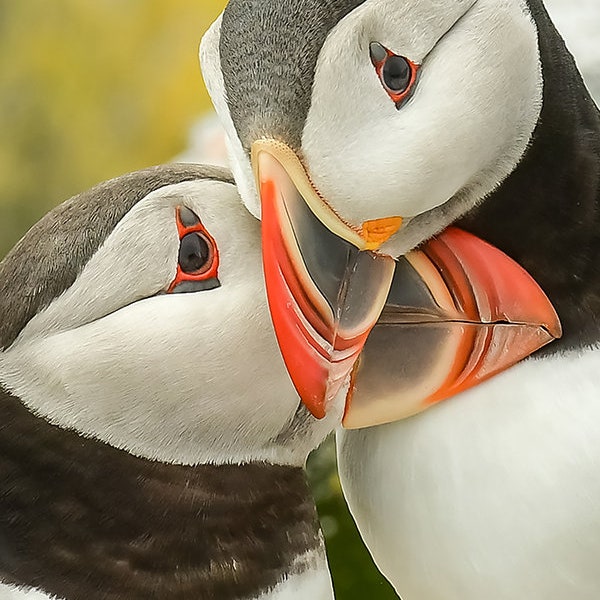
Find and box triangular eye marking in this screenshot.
[167,207,220,294]
[369,42,420,109]
[178,205,202,228]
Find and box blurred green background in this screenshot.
[0,3,396,598]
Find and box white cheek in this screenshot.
[0,280,299,466]
[200,15,261,219]
[15,179,244,347]
[15,190,182,346]
[302,0,542,225]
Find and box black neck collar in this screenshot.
[0,387,322,600]
[459,0,600,354]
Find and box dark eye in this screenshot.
[179,232,212,274]
[370,42,419,108]
[382,55,411,93]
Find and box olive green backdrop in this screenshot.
[0,3,396,598]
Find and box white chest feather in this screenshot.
[254,550,334,600]
[0,585,56,599]
[338,346,600,599]
[1,551,334,600]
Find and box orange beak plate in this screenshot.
[258,149,395,418]
[253,140,561,428]
[343,227,562,428]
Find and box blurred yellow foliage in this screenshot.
[0,0,226,255]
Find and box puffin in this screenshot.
[200,0,600,598]
[0,164,343,600]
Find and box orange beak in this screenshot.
[343,227,562,427]
[253,140,562,427]
[254,140,396,418]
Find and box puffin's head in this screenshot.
[201,0,542,248]
[0,165,340,466]
[200,0,545,414]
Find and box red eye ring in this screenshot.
[167,206,220,293]
[370,42,420,108]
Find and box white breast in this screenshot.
[0,584,55,599]
[338,346,600,600]
[254,549,334,600]
[1,552,335,600]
